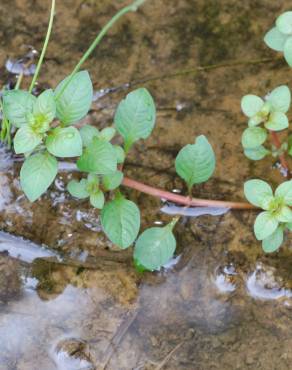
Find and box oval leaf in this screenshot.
[46,127,82,158]
[102,171,124,191]
[266,85,291,113]
[90,191,105,209]
[14,126,42,154]
[3,90,36,127]
[114,88,156,150]
[67,179,89,199]
[54,71,93,125]
[276,11,292,35]
[20,152,58,202]
[244,179,273,209]
[254,211,278,241]
[114,145,125,164]
[264,27,288,51]
[262,227,283,253]
[175,135,215,189]
[80,125,99,147]
[265,112,289,131]
[241,95,264,117]
[99,127,116,142]
[284,37,292,67]
[134,224,176,271]
[77,137,117,175]
[241,127,267,149]
[101,196,140,249]
[33,89,56,126]
[275,205,292,222]
[244,146,270,161]
[275,180,292,205]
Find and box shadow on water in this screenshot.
[0,0,292,369]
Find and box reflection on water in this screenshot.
[1,234,292,369]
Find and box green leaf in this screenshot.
[80,125,99,147]
[20,152,58,202]
[87,173,99,186]
[99,127,116,141]
[77,137,117,175]
[101,196,140,249]
[275,205,292,222]
[54,71,93,125]
[286,222,292,231]
[3,90,36,127]
[266,85,291,113]
[244,146,270,161]
[241,127,267,149]
[33,89,56,127]
[275,180,292,205]
[134,223,176,271]
[276,11,292,35]
[248,115,263,127]
[264,27,289,51]
[114,145,125,163]
[241,95,264,117]
[46,127,82,158]
[102,171,124,191]
[175,135,215,189]
[67,179,89,199]
[244,179,273,208]
[284,37,292,67]
[114,88,156,150]
[262,227,283,253]
[254,211,278,240]
[90,191,105,209]
[14,126,42,154]
[265,112,289,131]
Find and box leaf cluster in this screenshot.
[244,179,292,252]
[264,11,292,66]
[1,71,218,271]
[241,85,291,160]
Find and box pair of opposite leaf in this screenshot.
[3,71,93,156]
[241,85,291,160]
[2,71,93,201]
[244,179,292,252]
[264,11,292,67]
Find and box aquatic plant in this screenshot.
[241,10,292,252]
[0,0,217,271]
[1,2,291,267]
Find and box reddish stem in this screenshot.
[270,131,290,177]
[122,177,256,210]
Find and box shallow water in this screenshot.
[1,0,292,369]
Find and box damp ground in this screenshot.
[0,0,292,369]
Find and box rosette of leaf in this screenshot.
[2,70,93,202]
[241,85,291,160]
[68,174,106,209]
[264,11,292,66]
[3,89,56,154]
[244,179,292,252]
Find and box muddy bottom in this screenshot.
[1,0,292,369]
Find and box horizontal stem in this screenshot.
[122,177,256,210]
